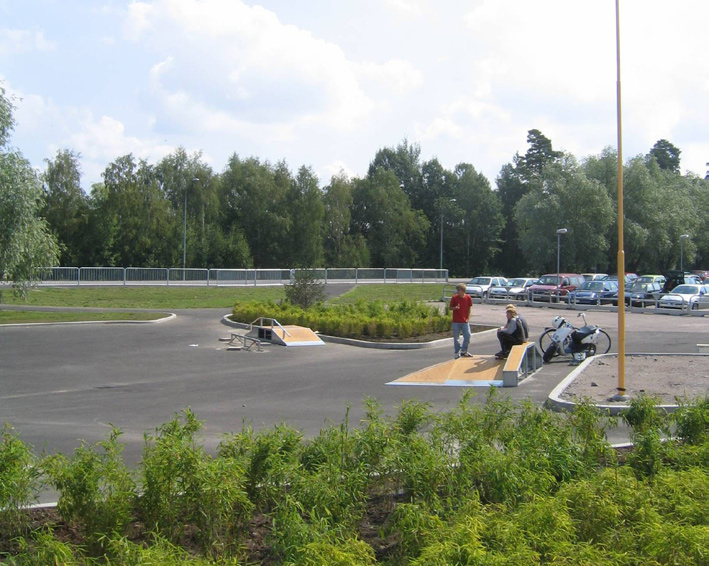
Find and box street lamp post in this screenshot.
[182,177,199,279]
[680,234,690,273]
[556,228,568,302]
[440,198,456,271]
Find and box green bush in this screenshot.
[44,427,135,555]
[0,424,41,539]
[138,409,205,542]
[231,299,449,340]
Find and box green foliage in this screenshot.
[673,395,709,445]
[284,269,326,309]
[0,425,40,538]
[0,149,60,297]
[6,528,83,566]
[44,427,135,554]
[139,409,205,542]
[231,298,449,340]
[3,396,709,565]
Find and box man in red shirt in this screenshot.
[449,283,473,359]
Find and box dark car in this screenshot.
[566,280,619,305]
[618,281,663,307]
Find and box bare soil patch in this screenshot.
[559,354,709,404]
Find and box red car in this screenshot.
[528,273,585,302]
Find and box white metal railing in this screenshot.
[35,267,448,286]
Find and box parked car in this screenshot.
[619,281,664,307]
[636,274,666,285]
[465,276,508,299]
[581,273,608,281]
[528,273,585,302]
[662,271,702,293]
[488,277,537,300]
[566,280,618,305]
[657,284,709,310]
[603,273,638,291]
[692,270,709,282]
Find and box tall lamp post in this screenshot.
[439,198,456,271]
[556,228,568,302]
[182,177,199,277]
[680,234,690,273]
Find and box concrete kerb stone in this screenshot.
[546,352,683,416]
[0,313,176,327]
[220,315,497,350]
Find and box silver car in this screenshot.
[489,277,537,300]
[658,284,709,310]
[465,276,508,299]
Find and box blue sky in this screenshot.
[1,0,707,188]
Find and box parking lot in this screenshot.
[1,300,707,485]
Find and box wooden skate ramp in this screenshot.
[248,324,325,346]
[388,355,504,387]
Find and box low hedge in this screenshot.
[231,299,451,339]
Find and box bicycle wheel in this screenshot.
[595,329,612,354]
[538,329,555,353]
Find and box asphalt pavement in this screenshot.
[1,300,707,482]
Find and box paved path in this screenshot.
[1,302,707,477]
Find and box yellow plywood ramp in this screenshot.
[248,324,325,346]
[388,355,505,387]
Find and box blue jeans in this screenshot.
[452,322,471,354]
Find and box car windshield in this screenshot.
[469,277,490,285]
[579,281,603,291]
[508,278,526,286]
[537,276,561,285]
[630,283,651,292]
[671,285,700,295]
[637,276,658,283]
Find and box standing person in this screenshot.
[495,304,528,359]
[450,283,473,359]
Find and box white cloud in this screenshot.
[125,0,377,133]
[0,28,55,55]
[354,59,424,95]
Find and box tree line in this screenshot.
[2,84,708,283]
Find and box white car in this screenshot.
[465,276,508,299]
[489,277,537,300]
[657,284,709,310]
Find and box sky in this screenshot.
[1,0,708,190]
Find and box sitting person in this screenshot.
[495,304,528,359]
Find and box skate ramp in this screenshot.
[247,323,325,347]
[388,355,504,387]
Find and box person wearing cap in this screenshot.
[495,304,529,359]
[450,283,473,359]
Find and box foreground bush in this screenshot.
[231,299,450,339]
[2,393,708,564]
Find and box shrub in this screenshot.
[284,269,326,309]
[43,427,135,554]
[673,395,709,445]
[138,408,205,542]
[0,424,40,539]
[193,456,254,558]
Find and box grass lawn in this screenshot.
[0,310,167,324]
[0,285,285,309]
[0,283,447,310]
[328,283,445,304]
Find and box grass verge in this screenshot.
[0,285,285,309]
[0,311,167,324]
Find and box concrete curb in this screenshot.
[546,352,708,415]
[0,312,176,327]
[220,315,497,350]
